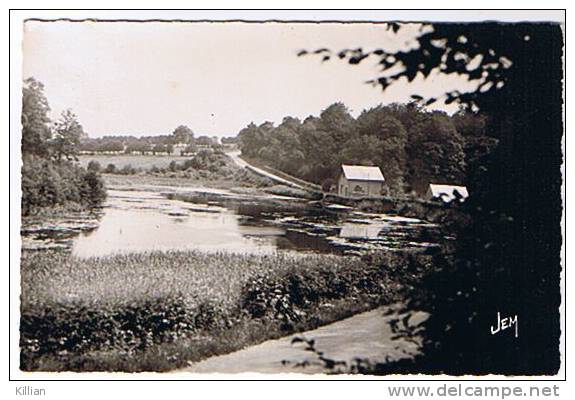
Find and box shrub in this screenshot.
[168,160,179,172]
[20,294,194,368]
[104,163,116,174]
[21,157,106,215]
[86,160,101,173]
[81,171,106,206]
[119,164,138,175]
[181,159,195,170]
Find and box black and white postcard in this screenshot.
[9,9,566,390]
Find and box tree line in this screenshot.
[78,126,222,154]
[237,102,495,195]
[21,78,106,215]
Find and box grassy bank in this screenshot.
[20,250,429,372]
[98,150,275,192]
[102,168,272,192]
[79,151,271,186]
[21,202,103,220]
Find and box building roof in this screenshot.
[341,165,385,182]
[428,184,469,203]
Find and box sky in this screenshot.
[22,21,477,138]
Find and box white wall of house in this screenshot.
[426,184,469,203]
[338,175,384,198]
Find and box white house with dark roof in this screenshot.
[337,165,385,198]
[426,183,469,203]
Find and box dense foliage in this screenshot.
[310,22,563,375]
[22,158,105,214]
[237,103,492,195]
[21,78,106,215]
[20,250,427,371]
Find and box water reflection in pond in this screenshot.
[340,224,383,239]
[21,188,442,257]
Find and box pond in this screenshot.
[21,187,442,257]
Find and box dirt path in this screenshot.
[226,150,307,190]
[178,306,427,375]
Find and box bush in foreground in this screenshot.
[20,250,429,371]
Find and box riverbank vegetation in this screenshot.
[21,78,106,216]
[85,151,276,195]
[101,170,273,194]
[81,149,274,188]
[79,149,232,175]
[20,250,430,371]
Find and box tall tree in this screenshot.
[21,77,52,158]
[318,102,355,146]
[237,122,260,157]
[172,125,194,144]
[51,109,84,162]
[356,106,409,193]
[273,117,305,174]
[298,116,339,183]
[340,135,384,166]
[21,78,106,214]
[406,112,466,193]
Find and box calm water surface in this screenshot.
[22,188,441,257]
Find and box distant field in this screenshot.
[77,154,190,170]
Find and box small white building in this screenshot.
[426,184,469,203]
[337,165,385,198]
[172,143,188,156]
